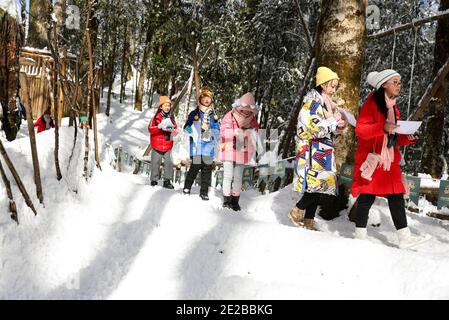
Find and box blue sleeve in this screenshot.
[183,110,195,129]
[184,110,195,129]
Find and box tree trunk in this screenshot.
[420,0,449,179]
[82,0,98,178]
[47,7,63,181]
[119,23,129,103]
[27,0,50,48]
[316,0,366,168]
[55,0,66,127]
[135,27,153,111]
[87,26,101,170]
[0,9,22,141]
[106,35,118,116]
[23,77,44,203]
[315,0,367,220]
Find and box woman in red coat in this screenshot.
[351,69,430,249]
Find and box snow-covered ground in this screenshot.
[2,94,449,300]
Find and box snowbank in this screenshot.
[2,96,449,300]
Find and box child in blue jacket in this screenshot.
[183,87,220,200]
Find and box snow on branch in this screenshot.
[367,8,449,41]
[409,56,449,121]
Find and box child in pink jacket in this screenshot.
[220,92,260,211]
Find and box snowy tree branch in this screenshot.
[367,9,449,41]
[294,0,313,49]
[410,56,449,121]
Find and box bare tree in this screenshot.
[0,8,22,141]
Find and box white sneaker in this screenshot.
[397,227,432,249]
[354,227,367,240]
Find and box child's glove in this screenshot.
[360,153,381,181]
[184,126,192,134]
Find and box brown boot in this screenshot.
[303,218,317,231]
[288,207,305,227]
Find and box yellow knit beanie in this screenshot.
[316,66,339,87]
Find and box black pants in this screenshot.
[355,194,408,230]
[184,156,213,195]
[296,192,321,219]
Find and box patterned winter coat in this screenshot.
[184,108,221,159]
[293,89,340,195]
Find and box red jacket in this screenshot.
[351,93,414,197]
[34,115,55,133]
[148,111,178,153]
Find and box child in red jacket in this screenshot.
[34,109,55,133]
[148,96,178,188]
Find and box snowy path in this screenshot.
[2,164,449,299]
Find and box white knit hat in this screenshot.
[366,69,401,90]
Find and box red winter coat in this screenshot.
[351,93,415,197]
[148,111,178,153]
[34,115,55,133]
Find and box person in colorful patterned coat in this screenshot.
[289,67,347,231]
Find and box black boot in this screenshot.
[163,180,174,189]
[231,195,241,211]
[223,196,232,209]
[183,188,191,195]
[151,181,158,187]
[200,193,209,201]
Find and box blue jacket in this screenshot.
[184,108,220,158]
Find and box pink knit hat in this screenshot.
[239,92,256,107]
[232,92,259,110]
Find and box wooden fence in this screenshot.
[18,47,100,121]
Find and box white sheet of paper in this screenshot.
[337,108,357,127]
[395,121,422,135]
